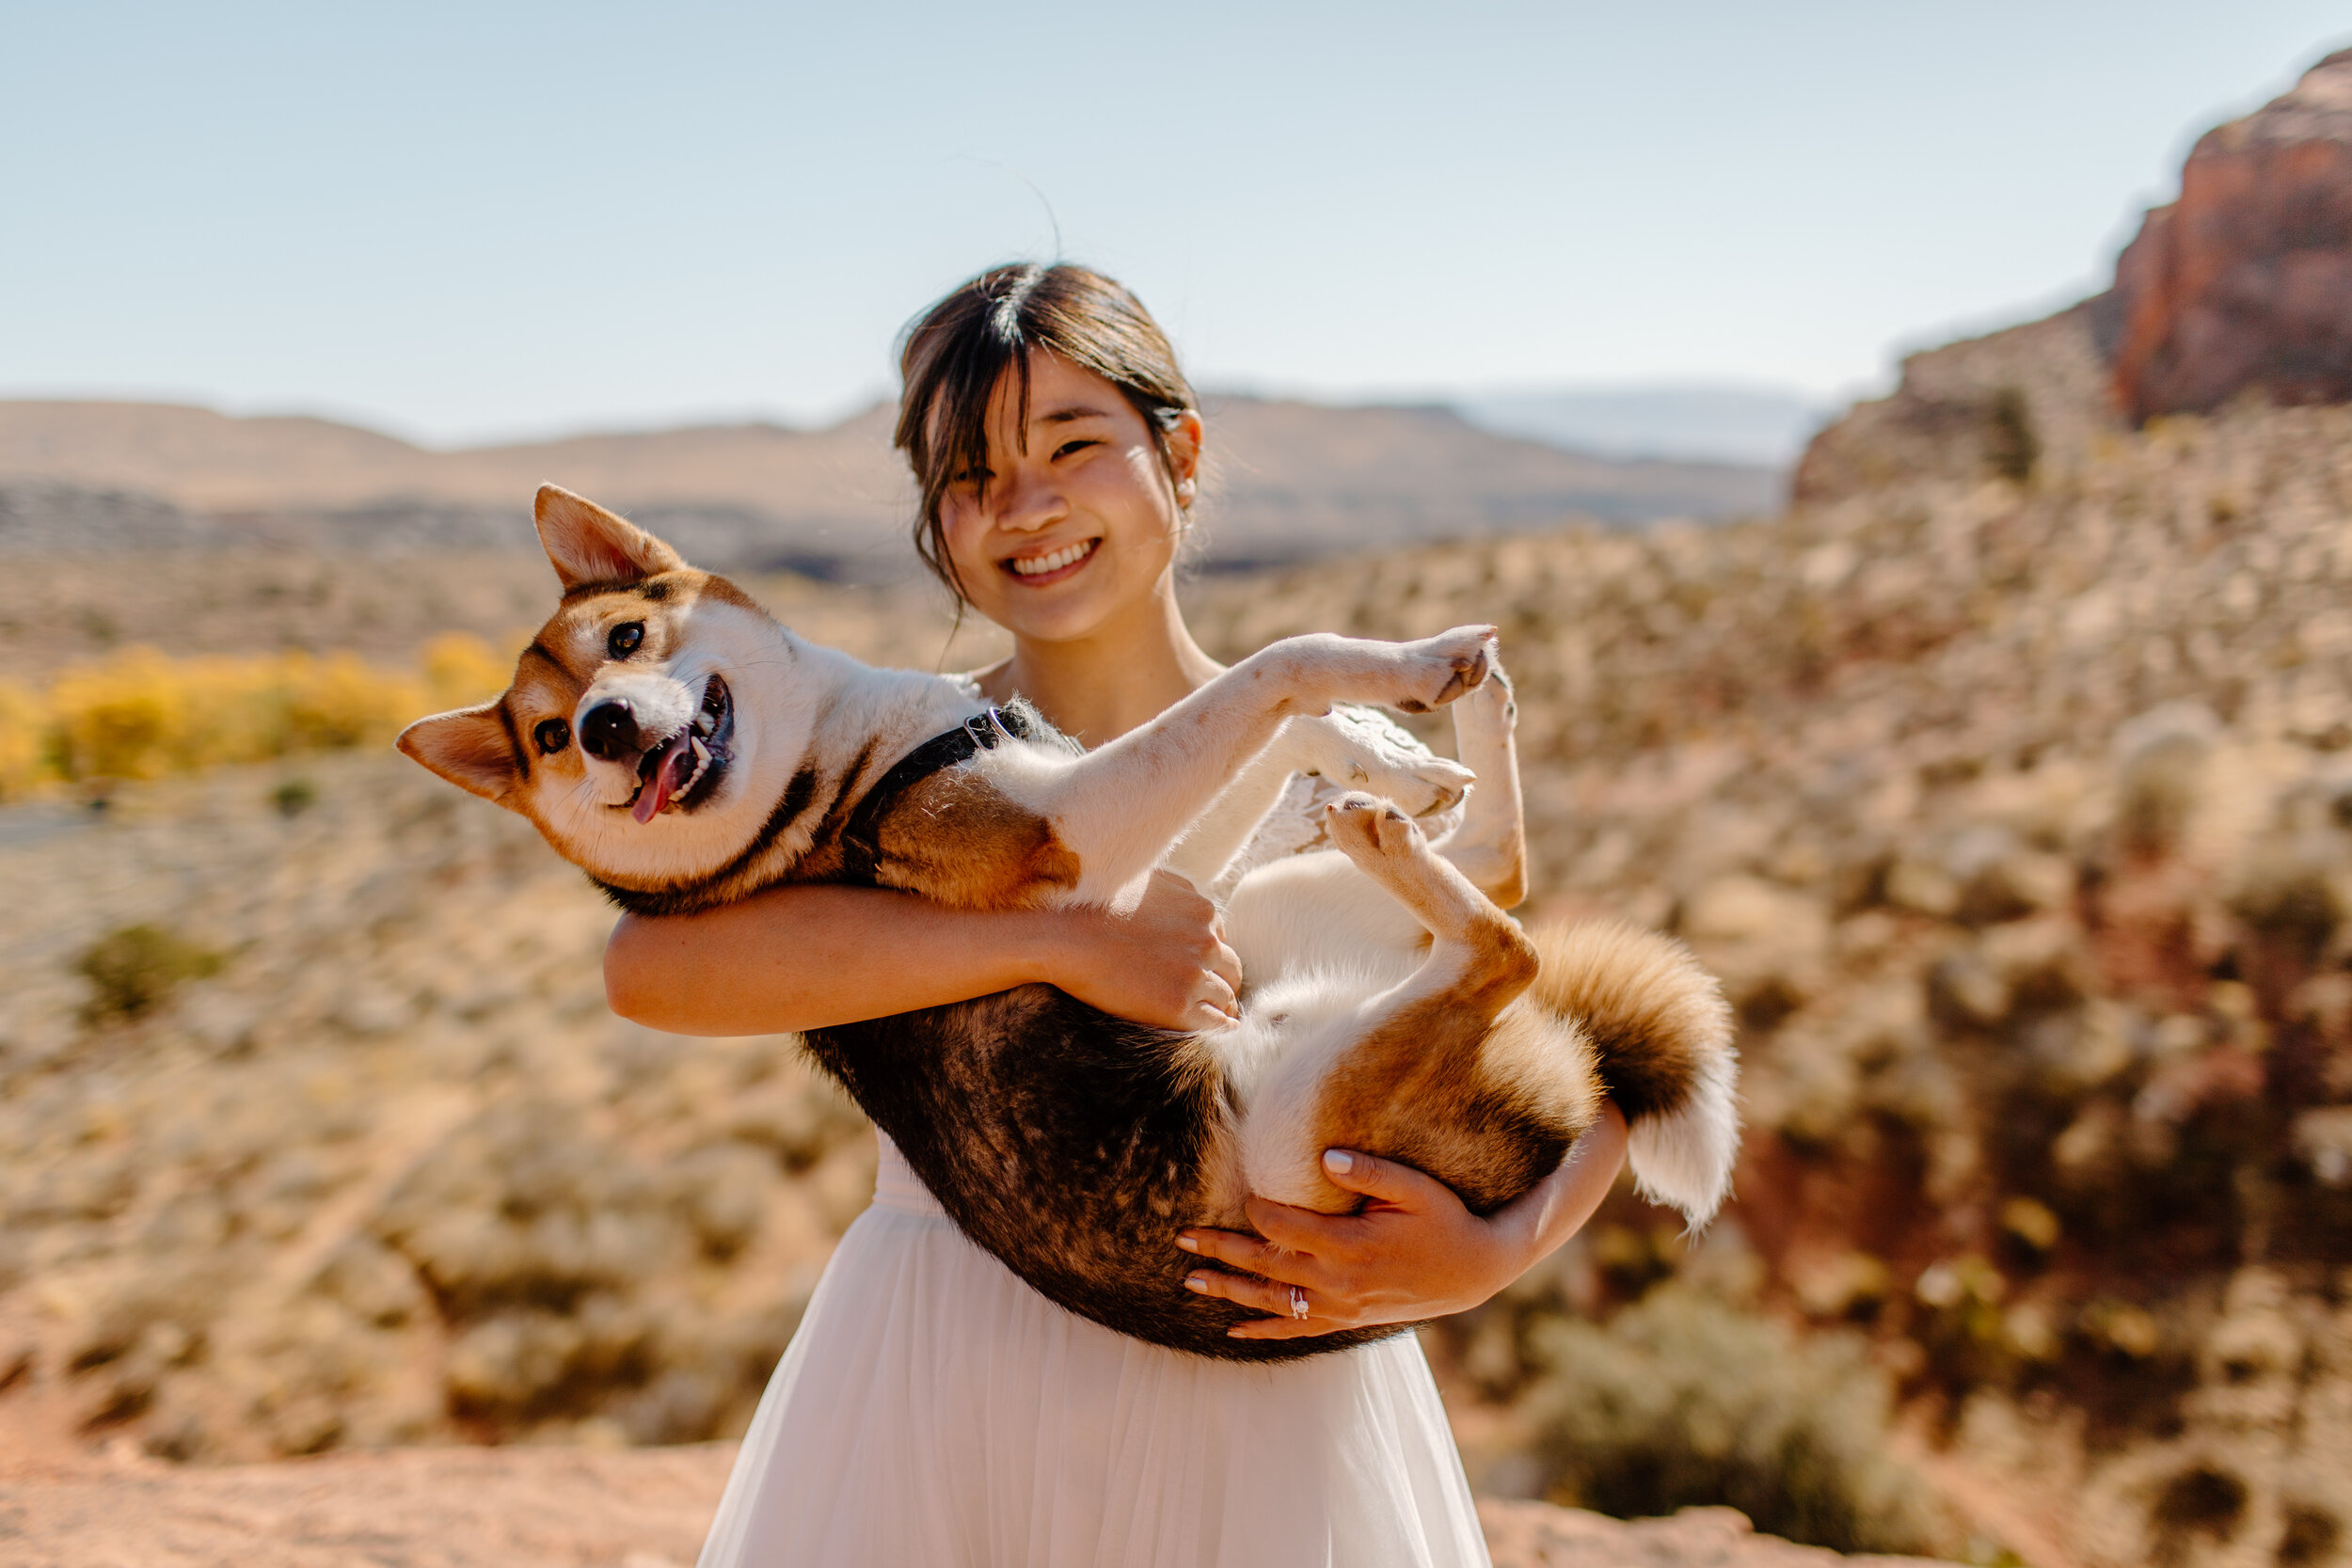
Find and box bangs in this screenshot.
[926,292,1037,510]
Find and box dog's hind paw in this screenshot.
[1451,658,1516,742]
[1324,791,1425,861]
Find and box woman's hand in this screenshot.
[1176,1102,1629,1340]
[1043,869,1244,1033]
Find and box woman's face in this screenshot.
[935,351,1201,646]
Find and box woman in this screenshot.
[604,262,1629,1567]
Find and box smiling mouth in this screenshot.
[1003,538,1100,582]
[624,673,733,823]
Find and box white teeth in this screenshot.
[1009,540,1096,577]
[665,738,712,813]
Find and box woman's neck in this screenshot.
[975,578,1222,746]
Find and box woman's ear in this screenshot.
[1164,408,1204,508]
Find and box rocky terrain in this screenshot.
[0,391,1778,580]
[1200,391,2352,1566]
[0,1445,1934,1568]
[0,551,1004,683]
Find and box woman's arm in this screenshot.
[604,869,1244,1037]
[1175,1101,1630,1340]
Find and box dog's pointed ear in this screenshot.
[398,703,520,805]
[534,483,686,591]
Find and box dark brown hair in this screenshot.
[895,262,1198,602]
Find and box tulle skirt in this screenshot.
[695,1137,1489,1568]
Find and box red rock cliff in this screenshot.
[2110,48,2352,420]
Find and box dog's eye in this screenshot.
[534,718,571,754]
[608,622,644,658]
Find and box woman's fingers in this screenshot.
[1207,932,1243,999]
[1241,1197,1359,1256]
[1181,967,1239,1029]
[1184,1266,1346,1338]
[1177,1225,1319,1286]
[1226,1312,1346,1341]
[1051,870,1249,1030]
[1315,1148,1454,1210]
[1185,997,1237,1031]
[1142,871,1244,1024]
[1184,1265,1296,1316]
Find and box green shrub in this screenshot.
[1985,387,2040,483]
[76,924,224,1023]
[271,777,319,817]
[1520,1286,1947,1555]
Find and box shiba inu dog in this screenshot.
[399,484,1739,1361]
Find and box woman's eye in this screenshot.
[1053,439,1097,461]
[608,622,644,658]
[534,718,571,754]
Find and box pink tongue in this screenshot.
[632,735,695,824]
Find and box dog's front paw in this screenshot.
[1294,713,1473,816]
[1388,627,1495,714]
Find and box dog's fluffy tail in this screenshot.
[1528,919,1740,1227]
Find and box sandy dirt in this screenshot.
[0,1441,1936,1568]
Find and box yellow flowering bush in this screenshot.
[0,682,50,800]
[421,631,516,714]
[1,634,517,799]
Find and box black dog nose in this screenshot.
[580,699,641,761]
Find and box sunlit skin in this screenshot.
[605,348,1629,1339]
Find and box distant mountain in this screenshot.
[0,395,1783,577]
[1452,385,1831,467]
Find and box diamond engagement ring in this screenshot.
[1289,1285,1311,1321]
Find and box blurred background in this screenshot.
[5,6,2352,1566]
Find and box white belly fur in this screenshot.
[1213,851,1432,1210]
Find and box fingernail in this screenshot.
[1323,1149,1355,1175]
[1184,1274,1210,1292]
[1175,1233,1199,1252]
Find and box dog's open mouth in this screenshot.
[628,674,733,823]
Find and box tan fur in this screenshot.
[868,768,1083,910]
[1524,920,1732,1120]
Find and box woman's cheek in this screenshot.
[940,504,995,593]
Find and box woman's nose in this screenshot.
[994,467,1067,532]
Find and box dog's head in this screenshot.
[399,485,805,892]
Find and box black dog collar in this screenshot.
[837,705,1039,887]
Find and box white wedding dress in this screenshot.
[695,716,1490,1568]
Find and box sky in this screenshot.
[3,2,2345,447]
